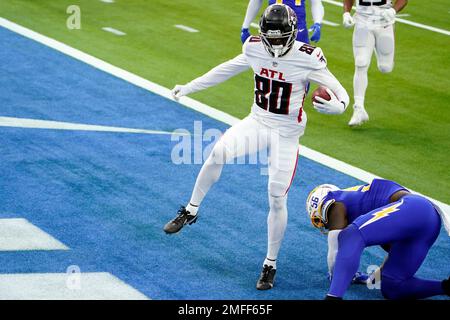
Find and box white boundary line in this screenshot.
[322,20,339,27]
[0,17,448,214]
[322,0,450,36]
[174,24,199,33]
[102,27,126,36]
[0,116,188,135]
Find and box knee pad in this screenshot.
[355,56,370,68]
[378,62,394,73]
[268,194,287,212]
[268,181,288,198]
[377,34,394,55]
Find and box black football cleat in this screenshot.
[256,265,276,290]
[163,206,198,234]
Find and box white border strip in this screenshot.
[174,24,199,33]
[102,27,126,36]
[0,17,448,214]
[322,20,339,27]
[0,116,188,136]
[322,0,450,36]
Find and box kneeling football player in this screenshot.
[306,178,450,299]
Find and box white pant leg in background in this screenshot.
[374,24,395,73]
[353,22,376,106]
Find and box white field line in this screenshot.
[100,0,115,3]
[322,0,450,36]
[0,17,448,215]
[0,272,148,300]
[102,27,126,36]
[0,218,69,251]
[322,20,339,27]
[174,24,199,33]
[0,117,189,136]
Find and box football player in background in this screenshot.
[164,4,349,290]
[306,179,450,299]
[241,0,325,44]
[343,0,408,126]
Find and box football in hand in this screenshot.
[312,86,331,103]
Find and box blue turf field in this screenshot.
[0,26,448,300]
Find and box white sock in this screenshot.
[354,96,365,108]
[353,65,368,107]
[265,195,287,270]
[185,202,199,216]
[264,257,277,269]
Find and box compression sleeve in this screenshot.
[242,0,264,29]
[327,230,341,276]
[310,0,325,24]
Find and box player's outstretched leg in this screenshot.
[164,116,262,235]
[163,142,226,234]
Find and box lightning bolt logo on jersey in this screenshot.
[243,37,327,136]
[359,199,403,229]
[322,178,408,224]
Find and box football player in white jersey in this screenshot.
[343,0,408,126]
[163,4,349,290]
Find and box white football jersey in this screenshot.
[354,0,394,27]
[184,36,348,137]
[243,36,326,136]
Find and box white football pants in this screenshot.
[188,115,301,263]
[353,23,395,106]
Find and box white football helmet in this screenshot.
[306,184,339,233]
